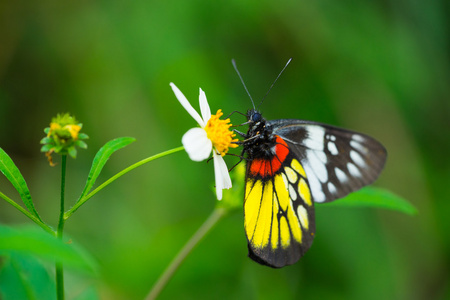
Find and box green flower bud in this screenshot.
[40,113,89,165]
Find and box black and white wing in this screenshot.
[270,119,387,203]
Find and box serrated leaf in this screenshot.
[0,148,41,220]
[322,186,417,215]
[0,225,97,273]
[77,137,136,201]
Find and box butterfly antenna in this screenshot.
[232,59,255,109]
[256,58,292,110]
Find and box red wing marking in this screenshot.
[249,136,289,178]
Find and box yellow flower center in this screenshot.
[48,123,81,140]
[64,124,81,140]
[204,109,238,156]
[49,123,61,135]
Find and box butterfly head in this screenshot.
[243,109,278,160]
[247,108,265,124]
[246,109,268,136]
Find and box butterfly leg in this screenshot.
[233,129,248,138]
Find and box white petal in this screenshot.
[213,152,232,200]
[182,128,212,161]
[170,83,205,127]
[199,88,211,125]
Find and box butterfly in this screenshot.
[233,60,387,268]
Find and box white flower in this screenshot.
[170,83,238,200]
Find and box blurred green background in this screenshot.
[1,0,449,299]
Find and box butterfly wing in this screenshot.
[270,119,387,203]
[244,141,316,268]
[243,119,386,267]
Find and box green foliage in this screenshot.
[0,225,97,272]
[323,187,418,215]
[0,225,98,299]
[0,253,56,300]
[78,137,136,201]
[0,148,40,221]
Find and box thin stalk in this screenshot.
[64,146,184,219]
[145,207,227,300]
[56,155,67,300]
[0,191,55,236]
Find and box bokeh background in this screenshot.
[1,0,449,299]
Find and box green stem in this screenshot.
[0,191,55,236]
[145,207,227,300]
[64,146,184,219]
[56,155,67,300]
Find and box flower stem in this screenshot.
[145,207,227,300]
[64,146,184,219]
[56,155,67,300]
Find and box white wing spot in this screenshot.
[350,150,366,167]
[328,141,339,155]
[352,134,365,142]
[304,126,325,150]
[307,150,328,183]
[327,182,337,194]
[335,167,348,183]
[303,161,326,202]
[315,151,328,164]
[347,162,361,177]
[350,140,367,153]
[289,184,297,201]
[297,205,309,230]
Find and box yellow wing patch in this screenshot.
[244,157,313,252]
[274,174,289,211]
[291,158,306,178]
[244,180,262,235]
[279,216,290,248]
[270,196,279,249]
[299,178,312,206]
[252,180,273,248]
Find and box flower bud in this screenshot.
[40,113,88,165]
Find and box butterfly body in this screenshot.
[242,109,387,268]
[242,109,277,163]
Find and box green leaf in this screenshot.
[322,186,418,215]
[78,133,89,140]
[68,147,77,159]
[40,144,53,152]
[40,137,52,144]
[76,140,88,149]
[0,252,56,300]
[0,148,41,220]
[0,225,97,272]
[77,137,136,201]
